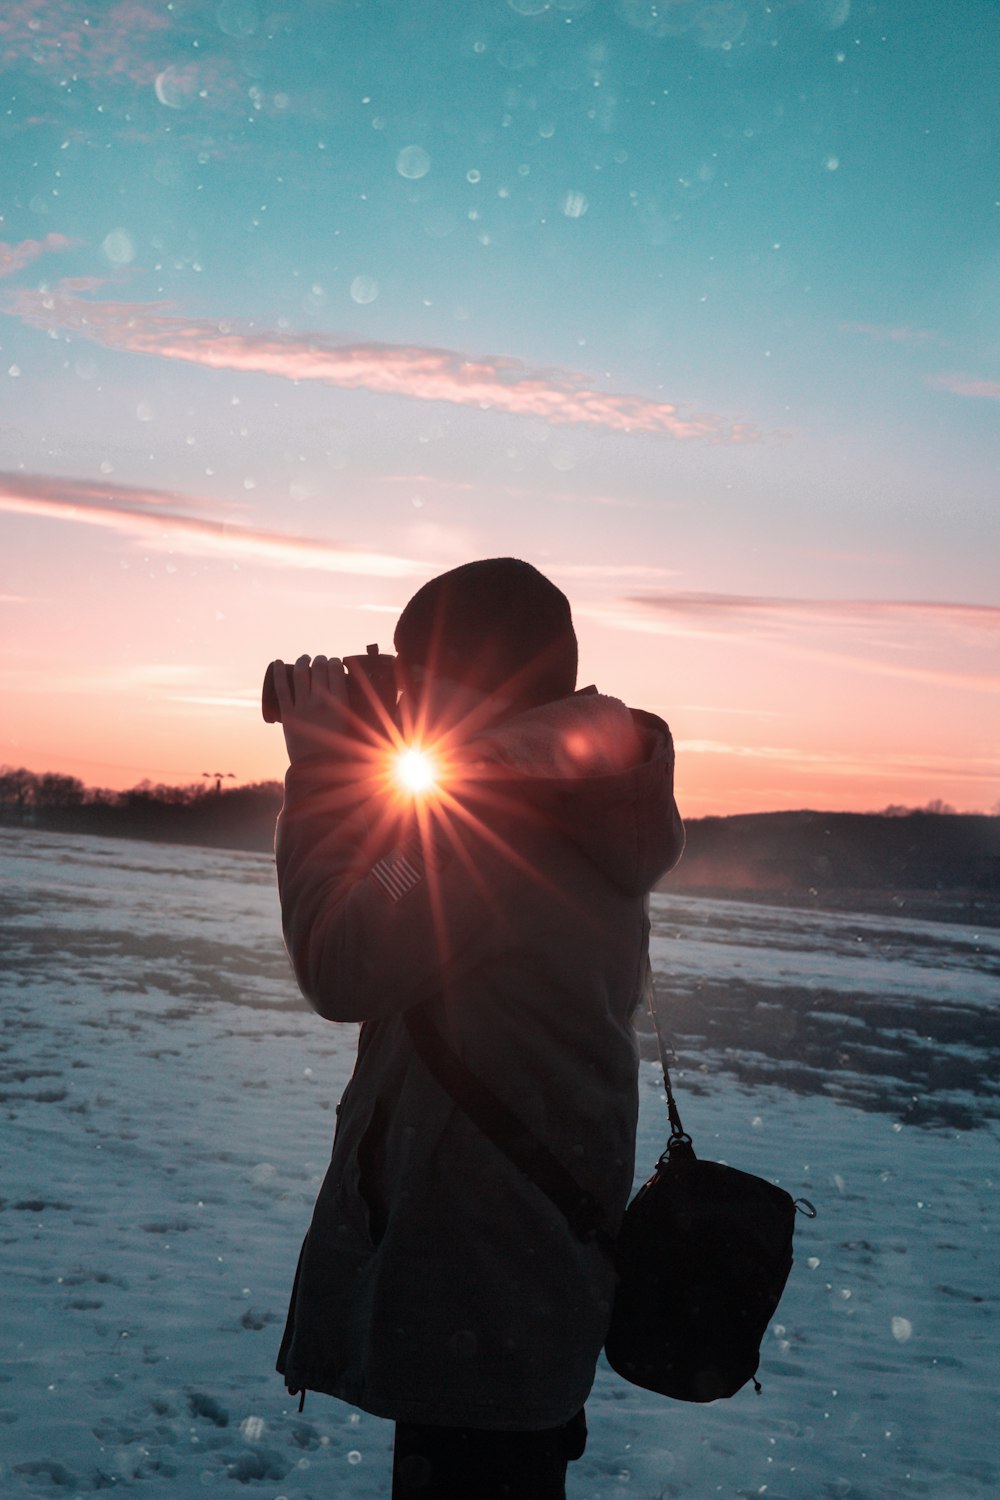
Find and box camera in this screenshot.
[262,644,398,732]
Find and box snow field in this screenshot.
[1,829,997,1498]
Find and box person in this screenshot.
[271,558,684,1499]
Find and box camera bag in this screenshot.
[603,1132,799,1400]
[405,975,814,1404]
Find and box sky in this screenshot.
[1,0,997,817]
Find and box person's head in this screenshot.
[393,558,578,717]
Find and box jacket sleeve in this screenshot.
[275,757,507,1022]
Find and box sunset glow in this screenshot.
[1,1,997,815]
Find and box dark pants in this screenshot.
[391,1409,587,1500]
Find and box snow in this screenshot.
[1,828,997,1498]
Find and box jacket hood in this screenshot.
[466,691,684,896]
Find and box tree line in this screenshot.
[0,767,283,852]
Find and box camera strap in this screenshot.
[403,1002,614,1250]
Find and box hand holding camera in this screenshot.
[266,655,346,764]
[262,644,398,763]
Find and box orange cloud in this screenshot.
[6,284,759,442]
[0,470,425,579]
[0,233,75,278]
[927,372,1000,405]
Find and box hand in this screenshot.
[272,655,349,765]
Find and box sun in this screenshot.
[394,746,437,795]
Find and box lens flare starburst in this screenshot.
[394,746,437,795]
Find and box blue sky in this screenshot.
[1,0,997,812]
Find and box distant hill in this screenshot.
[662,810,1000,917]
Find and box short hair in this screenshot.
[393,558,578,709]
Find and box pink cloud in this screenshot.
[0,470,197,513]
[6,285,759,443]
[0,2,167,83]
[0,2,239,108]
[927,372,1000,405]
[0,470,425,579]
[0,233,75,279]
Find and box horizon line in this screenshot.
[1,762,992,821]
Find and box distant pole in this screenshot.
[202,771,236,795]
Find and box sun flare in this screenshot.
[394,746,437,795]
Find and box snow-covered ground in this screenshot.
[1,828,997,1499]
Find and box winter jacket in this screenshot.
[274,690,683,1429]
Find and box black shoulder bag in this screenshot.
[404,982,815,1404]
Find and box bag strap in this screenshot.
[642,958,693,1156]
[645,963,816,1217]
[403,1002,614,1248]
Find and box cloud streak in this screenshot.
[0,470,425,579]
[0,234,76,279]
[625,592,1000,631]
[6,285,758,442]
[927,372,1000,406]
[840,322,934,346]
[676,738,998,789]
[600,591,1000,694]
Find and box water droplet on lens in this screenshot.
[396,145,431,180]
[155,64,198,109]
[102,228,135,265]
[350,275,379,304]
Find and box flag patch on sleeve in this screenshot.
[371,846,425,904]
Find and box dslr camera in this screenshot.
[262,644,398,733]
